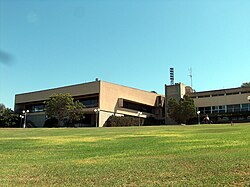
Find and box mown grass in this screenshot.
[0,124,250,186]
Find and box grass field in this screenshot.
[0,124,250,186]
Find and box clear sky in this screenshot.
[0,0,250,109]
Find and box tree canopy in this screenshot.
[0,106,19,127]
[167,95,196,124]
[241,82,250,87]
[44,93,85,127]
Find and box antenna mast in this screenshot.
[170,68,174,85]
[188,68,193,88]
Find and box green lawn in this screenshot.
[0,124,250,186]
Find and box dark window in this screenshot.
[198,107,205,114]
[26,104,45,113]
[79,97,98,108]
[123,100,154,114]
[190,96,197,99]
[241,103,250,111]
[198,95,210,98]
[227,105,234,113]
[227,104,241,113]
[212,94,225,97]
[234,104,240,112]
[226,92,239,96]
[241,91,250,94]
[204,107,211,113]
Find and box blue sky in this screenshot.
[0,0,250,109]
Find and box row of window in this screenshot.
[78,97,98,108]
[26,97,99,113]
[197,103,250,114]
[123,100,154,114]
[191,91,250,98]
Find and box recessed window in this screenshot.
[226,92,239,96]
[123,100,154,114]
[198,95,210,98]
[79,97,98,108]
[212,94,225,97]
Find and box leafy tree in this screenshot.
[0,107,19,127]
[167,95,196,124]
[44,93,85,127]
[241,82,250,87]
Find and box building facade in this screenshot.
[165,83,250,124]
[15,80,250,127]
[189,86,250,123]
[15,80,164,127]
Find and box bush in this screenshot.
[143,117,165,126]
[104,116,140,127]
[43,118,59,128]
[0,108,19,128]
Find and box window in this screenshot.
[219,105,226,113]
[241,91,250,94]
[211,105,226,113]
[26,104,45,113]
[212,106,219,113]
[226,92,239,96]
[227,105,234,113]
[190,96,197,99]
[198,95,210,98]
[79,97,98,108]
[212,94,225,97]
[197,107,211,114]
[227,104,241,113]
[241,103,250,111]
[204,107,211,113]
[197,107,205,114]
[234,104,240,112]
[123,100,154,114]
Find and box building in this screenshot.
[15,80,165,127]
[165,83,250,124]
[15,80,250,127]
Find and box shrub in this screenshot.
[104,116,140,127]
[143,117,165,126]
[43,118,59,128]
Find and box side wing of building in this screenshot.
[98,81,164,127]
[15,80,165,127]
[189,87,250,123]
[15,81,100,127]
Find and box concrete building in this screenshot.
[15,80,250,127]
[15,80,165,127]
[165,83,250,123]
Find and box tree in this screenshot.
[241,82,250,87]
[44,93,85,127]
[167,95,196,124]
[0,107,19,127]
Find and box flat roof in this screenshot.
[190,86,250,96]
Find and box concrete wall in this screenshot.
[165,83,186,124]
[190,87,250,107]
[193,93,250,107]
[15,81,100,127]
[98,81,160,127]
[27,112,46,127]
[165,83,186,101]
[15,80,162,127]
[15,81,100,104]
